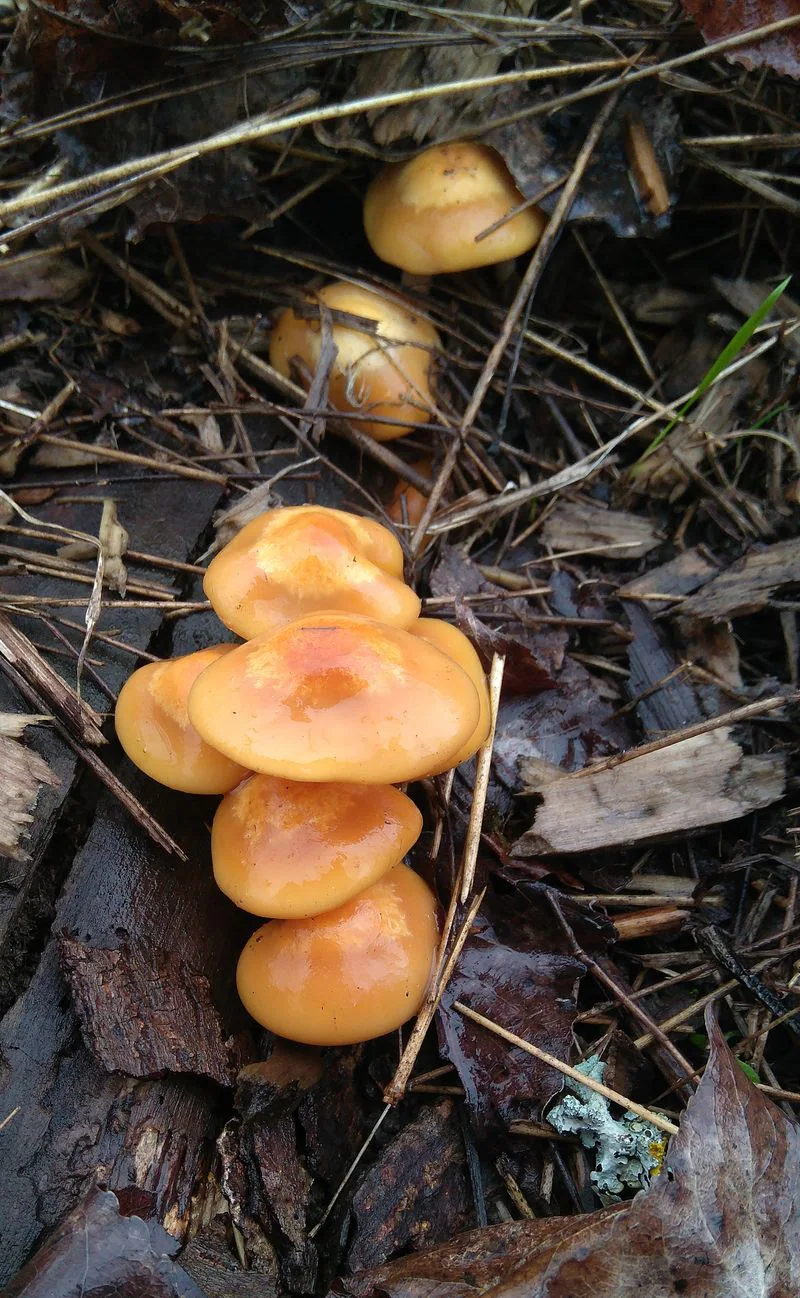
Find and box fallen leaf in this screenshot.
[456,606,556,696]
[0,250,89,302]
[3,1186,205,1298]
[681,0,800,78]
[335,1008,800,1298]
[437,893,613,1137]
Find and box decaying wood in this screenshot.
[0,612,105,746]
[618,547,719,610]
[680,537,800,619]
[540,499,662,560]
[0,724,59,859]
[514,728,785,855]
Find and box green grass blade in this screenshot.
[636,275,792,463]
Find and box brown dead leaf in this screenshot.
[3,1187,205,1298]
[336,1008,800,1298]
[540,500,662,561]
[681,0,800,78]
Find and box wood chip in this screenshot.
[540,499,662,560]
[513,728,785,855]
[680,538,800,619]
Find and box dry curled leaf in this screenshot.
[681,0,800,78]
[337,1008,800,1298]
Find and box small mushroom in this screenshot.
[364,141,547,275]
[187,611,481,784]
[269,281,440,441]
[204,504,420,640]
[410,618,491,768]
[212,774,422,918]
[115,647,248,794]
[236,863,439,1045]
[387,458,433,528]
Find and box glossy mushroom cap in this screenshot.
[204,504,419,640]
[236,864,439,1045]
[114,647,248,794]
[212,775,422,917]
[188,611,480,784]
[364,141,547,275]
[269,281,440,441]
[410,619,491,768]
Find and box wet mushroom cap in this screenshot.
[364,141,547,275]
[410,618,491,768]
[236,863,439,1045]
[204,504,420,640]
[187,611,481,784]
[114,646,248,794]
[269,281,440,441]
[387,459,432,528]
[212,774,422,918]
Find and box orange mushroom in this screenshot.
[115,646,248,794]
[410,618,491,768]
[212,775,422,918]
[269,281,440,441]
[236,863,439,1045]
[364,141,547,275]
[187,611,480,784]
[387,458,432,528]
[204,504,420,640]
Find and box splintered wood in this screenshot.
[0,722,59,859]
[514,727,785,856]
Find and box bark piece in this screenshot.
[59,937,249,1086]
[514,727,785,856]
[680,537,800,619]
[346,1101,471,1273]
[540,500,662,560]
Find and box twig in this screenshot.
[563,693,794,780]
[460,654,505,903]
[454,1002,678,1136]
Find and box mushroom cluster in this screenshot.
[269,141,545,445]
[115,504,490,1047]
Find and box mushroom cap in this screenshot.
[410,619,491,768]
[387,459,432,528]
[364,141,547,275]
[236,863,438,1045]
[269,281,440,441]
[115,647,248,794]
[188,611,480,784]
[204,504,420,640]
[212,775,422,918]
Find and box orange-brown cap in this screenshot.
[387,459,432,529]
[212,775,422,917]
[236,863,438,1045]
[188,611,480,784]
[204,504,419,640]
[410,619,491,768]
[115,647,248,794]
[269,281,440,441]
[364,141,547,275]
